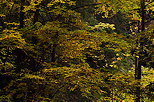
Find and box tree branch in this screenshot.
[72,3,102,10]
[145,1,154,7]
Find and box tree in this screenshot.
[0,0,154,101]
[95,0,154,101]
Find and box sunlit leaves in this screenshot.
[0,29,26,48]
[59,30,101,59]
[47,0,76,7]
[43,65,109,101]
[24,74,44,80]
[0,0,154,101]
[96,0,140,18]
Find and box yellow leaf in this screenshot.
[117,57,122,60]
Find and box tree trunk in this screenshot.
[135,57,142,102]
[141,0,145,31]
[19,0,25,28]
[33,5,40,24]
[51,44,57,62]
[51,33,58,62]
[135,0,145,102]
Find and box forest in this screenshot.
[0,0,154,102]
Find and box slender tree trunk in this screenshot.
[141,0,145,31]
[51,44,57,62]
[0,17,4,31]
[19,0,25,28]
[135,0,145,102]
[33,5,40,24]
[135,56,142,102]
[51,33,58,62]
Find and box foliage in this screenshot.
[0,0,154,102]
